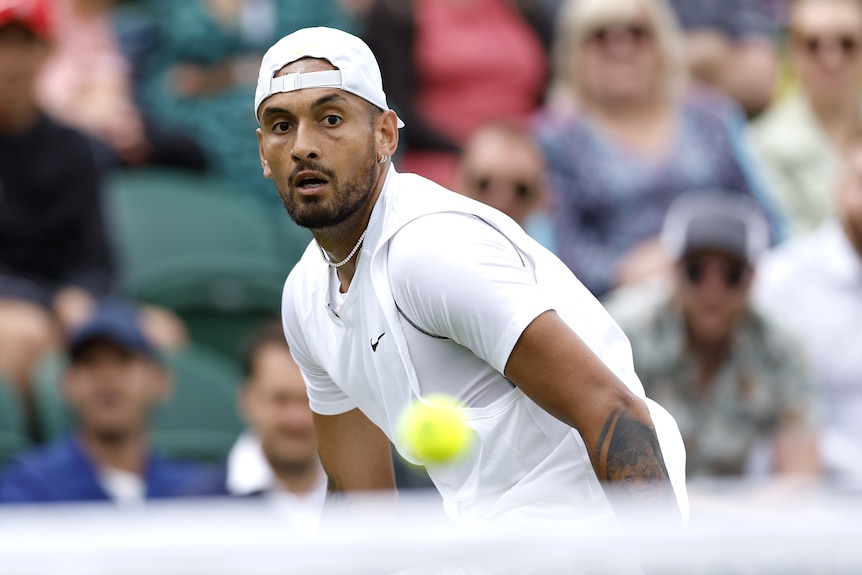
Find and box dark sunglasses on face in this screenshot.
[682,257,749,289]
[587,23,653,45]
[470,176,536,200]
[795,33,860,58]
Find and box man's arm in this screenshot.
[504,310,681,520]
[313,408,396,496]
[773,425,821,477]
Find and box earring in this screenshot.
[378,154,388,164]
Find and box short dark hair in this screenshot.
[239,319,289,383]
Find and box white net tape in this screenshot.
[2,479,862,574]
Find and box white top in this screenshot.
[282,166,688,530]
[98,467,145,505]
[754,220,862,481]
[327,213,523,407]
[226,430,277,496]
[226,431,327,530]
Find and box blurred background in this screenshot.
[2,1,862,571]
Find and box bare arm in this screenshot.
[313,408,396,497]
[504,310,681,521]
[773,429,821,477]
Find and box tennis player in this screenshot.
[255,27,688,540]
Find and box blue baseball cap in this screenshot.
[68,298,160,362]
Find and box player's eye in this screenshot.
[272,121,292,134]
[322,115,343,127]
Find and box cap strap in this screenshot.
[266,70,343,96]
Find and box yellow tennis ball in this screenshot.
[398,394,474,464]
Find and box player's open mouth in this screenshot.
[293,171,329,193]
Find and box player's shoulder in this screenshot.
[394,210,490,241]
[389,210,519,270]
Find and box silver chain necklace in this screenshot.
[317,228,367,268]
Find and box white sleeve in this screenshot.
[387,212,553,374]
[281,280,356,416]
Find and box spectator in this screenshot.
[542,0,783,117]
[606,193,820,479]
[227,321,435,506]
[750,0,862,238]
[667,0,781,119]
[0,299,222,504]
[453,120,554,250]
[534,0,780,298]
[35,0,206,171]
[0,0,188,408]
[753,141,862,483]
[226,322,327,528]
[0,0,114,397]
[364,0,550,188]
[135,0,358,206]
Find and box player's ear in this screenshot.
[257,128,272,179]
[375,110,399,162]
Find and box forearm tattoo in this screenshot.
[595,408,676,509]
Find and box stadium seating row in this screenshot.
[1,167,312,466]
[109,167,311,359]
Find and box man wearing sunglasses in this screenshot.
[606,192,821,479]
[752,0,862,238]
[453,121,555,252]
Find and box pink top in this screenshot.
[404,0,547,186]
[36,0,135,135]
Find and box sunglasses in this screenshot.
[795,32,860,58]
[470,176,536,200]
[682,257,749,289]
[586,23,653,46]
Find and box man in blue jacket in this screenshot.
[0,299,221,504]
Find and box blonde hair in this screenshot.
[547,0,687,110]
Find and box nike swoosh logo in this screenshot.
[370,332,386,352]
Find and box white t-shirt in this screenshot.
[282,166,688,527]
[754,220,862,480]
[98,467,145,505]
[226,431,327,530]
[389,211,548,407]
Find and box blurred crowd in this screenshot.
[1,0,862,519]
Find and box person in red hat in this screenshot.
[0,0,115,416]
[0,0,189,429]
[0,0,52,40]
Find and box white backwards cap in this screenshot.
[254,26,404,128]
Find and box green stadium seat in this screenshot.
[107,168,307,358]
[154,344,244,462]
[30,344,244,462]
[31,353,69,442]
[0,375,31,466]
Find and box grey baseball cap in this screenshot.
[661,192,769,265]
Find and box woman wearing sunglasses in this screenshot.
[534,0,780,299]
[751,0,862,238]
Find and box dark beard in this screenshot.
[278,146,378,230]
